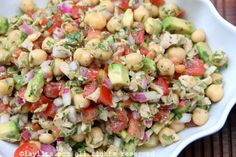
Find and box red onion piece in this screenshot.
[144,119,153,128]
[0,66,6,73]
[103,77,111,89]
[62,88,71,106]
[23,70,35,83]
[21,130,31,141]
[58,3,72,13]
[19,23,35,35]
[40,144,56,157]
[80,67,88,77]
[18,88,26,99]
[140,78,148,89]
[132,111,141,120]
[130,92,147,102]
[16,97,25,106]
[53,27,65,39]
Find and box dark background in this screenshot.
[179,0,236,156]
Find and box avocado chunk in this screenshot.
[162,17,195,34]
[142,57,156,74]
[24,70,45,102]
[194,42,213,63]
[0,16,9,35]
[152,113,175,134]
[0,121,20,142]
[108,64,130,89]
[121,140,138,157]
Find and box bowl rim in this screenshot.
[170,1,236,156]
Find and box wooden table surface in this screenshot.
[179,0,236,156]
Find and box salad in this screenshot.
[0,0,228,156]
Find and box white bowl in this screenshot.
[1,0,236,157]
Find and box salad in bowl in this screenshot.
[0,0,228,156]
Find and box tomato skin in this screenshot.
[0,102,9,112]
[87,66,100,82]
[132,30,145,45]
[185,58,205,76]
[119,0,130,9]
[109,109,129,133]
[14,142,40,157]
[140,47,149,56]
[43,82,64,98]
[41,13,62,34]
[98,85,112,105]
[154,77,169,96]
[150,0,164,6]
[31,95,58,118]
[83,81,98,98]
[81,106,97,123]
[153,108,170,123]
[71,6,79,19]
[128,118,145,139]
[176,9,185,17]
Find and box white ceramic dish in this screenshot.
[1,0,236,157]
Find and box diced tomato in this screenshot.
[179,100,186,108]
[32,123,41,131]
[81,106,97,123]
[52,125,60,138]
[83,81,98,97]
[132,30,145,45]
[40,18,48,26]
[109,109,129,133]
[21,103,31,113]
[31,95,58,118]
[64,23,78,33]
[87,66,100,81]
[43,102,58,118]
[153,108,170,123]
[87,29,101,40]
[124,46,131,55]
[14,142,40,157]
[104,65,109,74]
[119,99,135,107]
[71,6,79,19]
[154,77,169,96]
[0,103,9,112]
[33,36,45,49]
[140,47,149,56]
[98,84,112,105]
[147,52,155,60]
[128,118,145,139]
[150,0,164,6]
[176,9,185,17]
[185,58,205,76]
[43,82,64,98]
[119,0,130,9]
[41,13,62,34]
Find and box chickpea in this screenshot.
[0,78,14,96]
[76,153,91,157]
[20,0,37,13]
[39,133,55,144]
[0,48,10,65]
[53,58,64,76]
[84,12,106,30]
[84,0,99,5]
[144,134,159,147]
[175,64,186,74]
[159,3,180,19]
[158,127,179,146]
[100,0,114,12]
[39,120,53,130]
[134,5,150,22]
[107,16,123,33]
[206,84,224,102]
[42,37,55,53]
[192,108,209,126]
[144,18,162,35]
[125,53,144,71]
[151,5,159,17]
[85,39,100,49]
[211,73,223,84]
[71,134,86,142]
[157,58,175,76]
[91,43,113,61]
[86,127,104,148]
[148,42,163,54]
[73,94,91,109]
[170,120,185,132]
[106,145,122,157]
[167,47,186,63]
[191,29,206,42]
[74,48,94,67]
[29,49,47,66]
[122,9,134,27]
